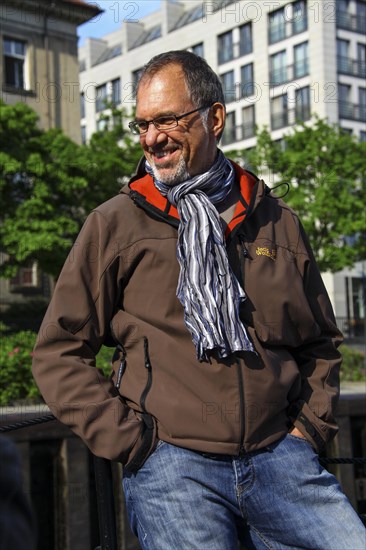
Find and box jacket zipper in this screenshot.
[236,357,246,456]
[130,190,179,228]
[140,337,153,411]
[109,323,127,390]
[115,345,126,390]
[238,234,250,289]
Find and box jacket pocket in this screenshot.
[124,411,157,473]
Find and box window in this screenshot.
[359,87,366,122]
[111,78,121,106]
[351,276,365,321]
[271,94,288,130]
[356,0,366,28]
[132,68,144,99]
[218,31,233,64]
[242,105,255,139]
[337,38,349,59]
[239,23,252,56]
[337,39,351,74]
[222,111,236,145]
[294,42,309,78]
[295,86,310,121]
[192,43,204,58]
[240,63,254,98]
[337,0,365,33]
[269,7,286,43]
[360,130,366,142]
[97,118,108,132]
[338,83,353,118]
[357,43,366,78]
[338,83,352,119]
[80,93,85,118]
[292,0,307,34]
[3,37,26,89]
[9,263,38,289]
[81,125,86,145]
[221,71,236,103]
[270,50,287,85]
[95,83,108,112]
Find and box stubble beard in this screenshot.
[149,154,191,186]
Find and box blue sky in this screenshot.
[78,1,161,45]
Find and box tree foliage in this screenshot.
[231,117,366,272]
[0,100,141,277]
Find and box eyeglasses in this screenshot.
[128,105,212,135]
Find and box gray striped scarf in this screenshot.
[146,151,254,361]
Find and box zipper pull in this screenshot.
[115,347,126,390]
[144,337,152,370]
[239,234,251,259]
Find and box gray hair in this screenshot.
[136,50,225,109]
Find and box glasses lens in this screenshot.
[154,116,177,130]
[129,121,145,134]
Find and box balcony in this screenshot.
[221,123,256,146]
[268,18,308,45]
[271,105,311,130]
[336,10,366,34]
[269,61,309,87]
[337,56,366,79]
[339,101,366,122]
[218,40,253,65]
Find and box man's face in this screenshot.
[136,64,222,185]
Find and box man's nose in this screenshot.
[143,123,166,147]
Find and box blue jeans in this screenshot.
[123,434,366,549]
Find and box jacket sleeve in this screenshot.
[32,209,156,466]
[288,222,343,451]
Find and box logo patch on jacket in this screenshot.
[256,246,276,261]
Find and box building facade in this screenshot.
[0,0,101,313]
[78,0,365,334]
[0,0,101,143]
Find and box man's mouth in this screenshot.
[149,147,179,163]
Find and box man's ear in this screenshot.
[210,102,226,139]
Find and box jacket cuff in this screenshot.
[288,401,337,452]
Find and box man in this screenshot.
[32,51,365,549]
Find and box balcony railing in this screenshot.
[218,40,253,65]
[268,17,308,45]
[337,56,366,79]
[336,10,366,34]
[271,105,311,130]
[221,123,256,146]
[336,317,365,339]
[339,101,366,123]
[269,61,309,87]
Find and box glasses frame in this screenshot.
[128,104,212,135]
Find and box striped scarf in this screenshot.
[146,151,254,361]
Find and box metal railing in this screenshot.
[336,316,365,339]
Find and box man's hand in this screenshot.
[289,426,307,439]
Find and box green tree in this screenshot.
[231,117,366,272]
[0,100,141,278]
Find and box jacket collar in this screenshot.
[122,156,266,234]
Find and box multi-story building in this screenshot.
[0,0,101,313]
[79,0,365,330]
[0,0,101,143]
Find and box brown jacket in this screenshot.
[32,160,342,470]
